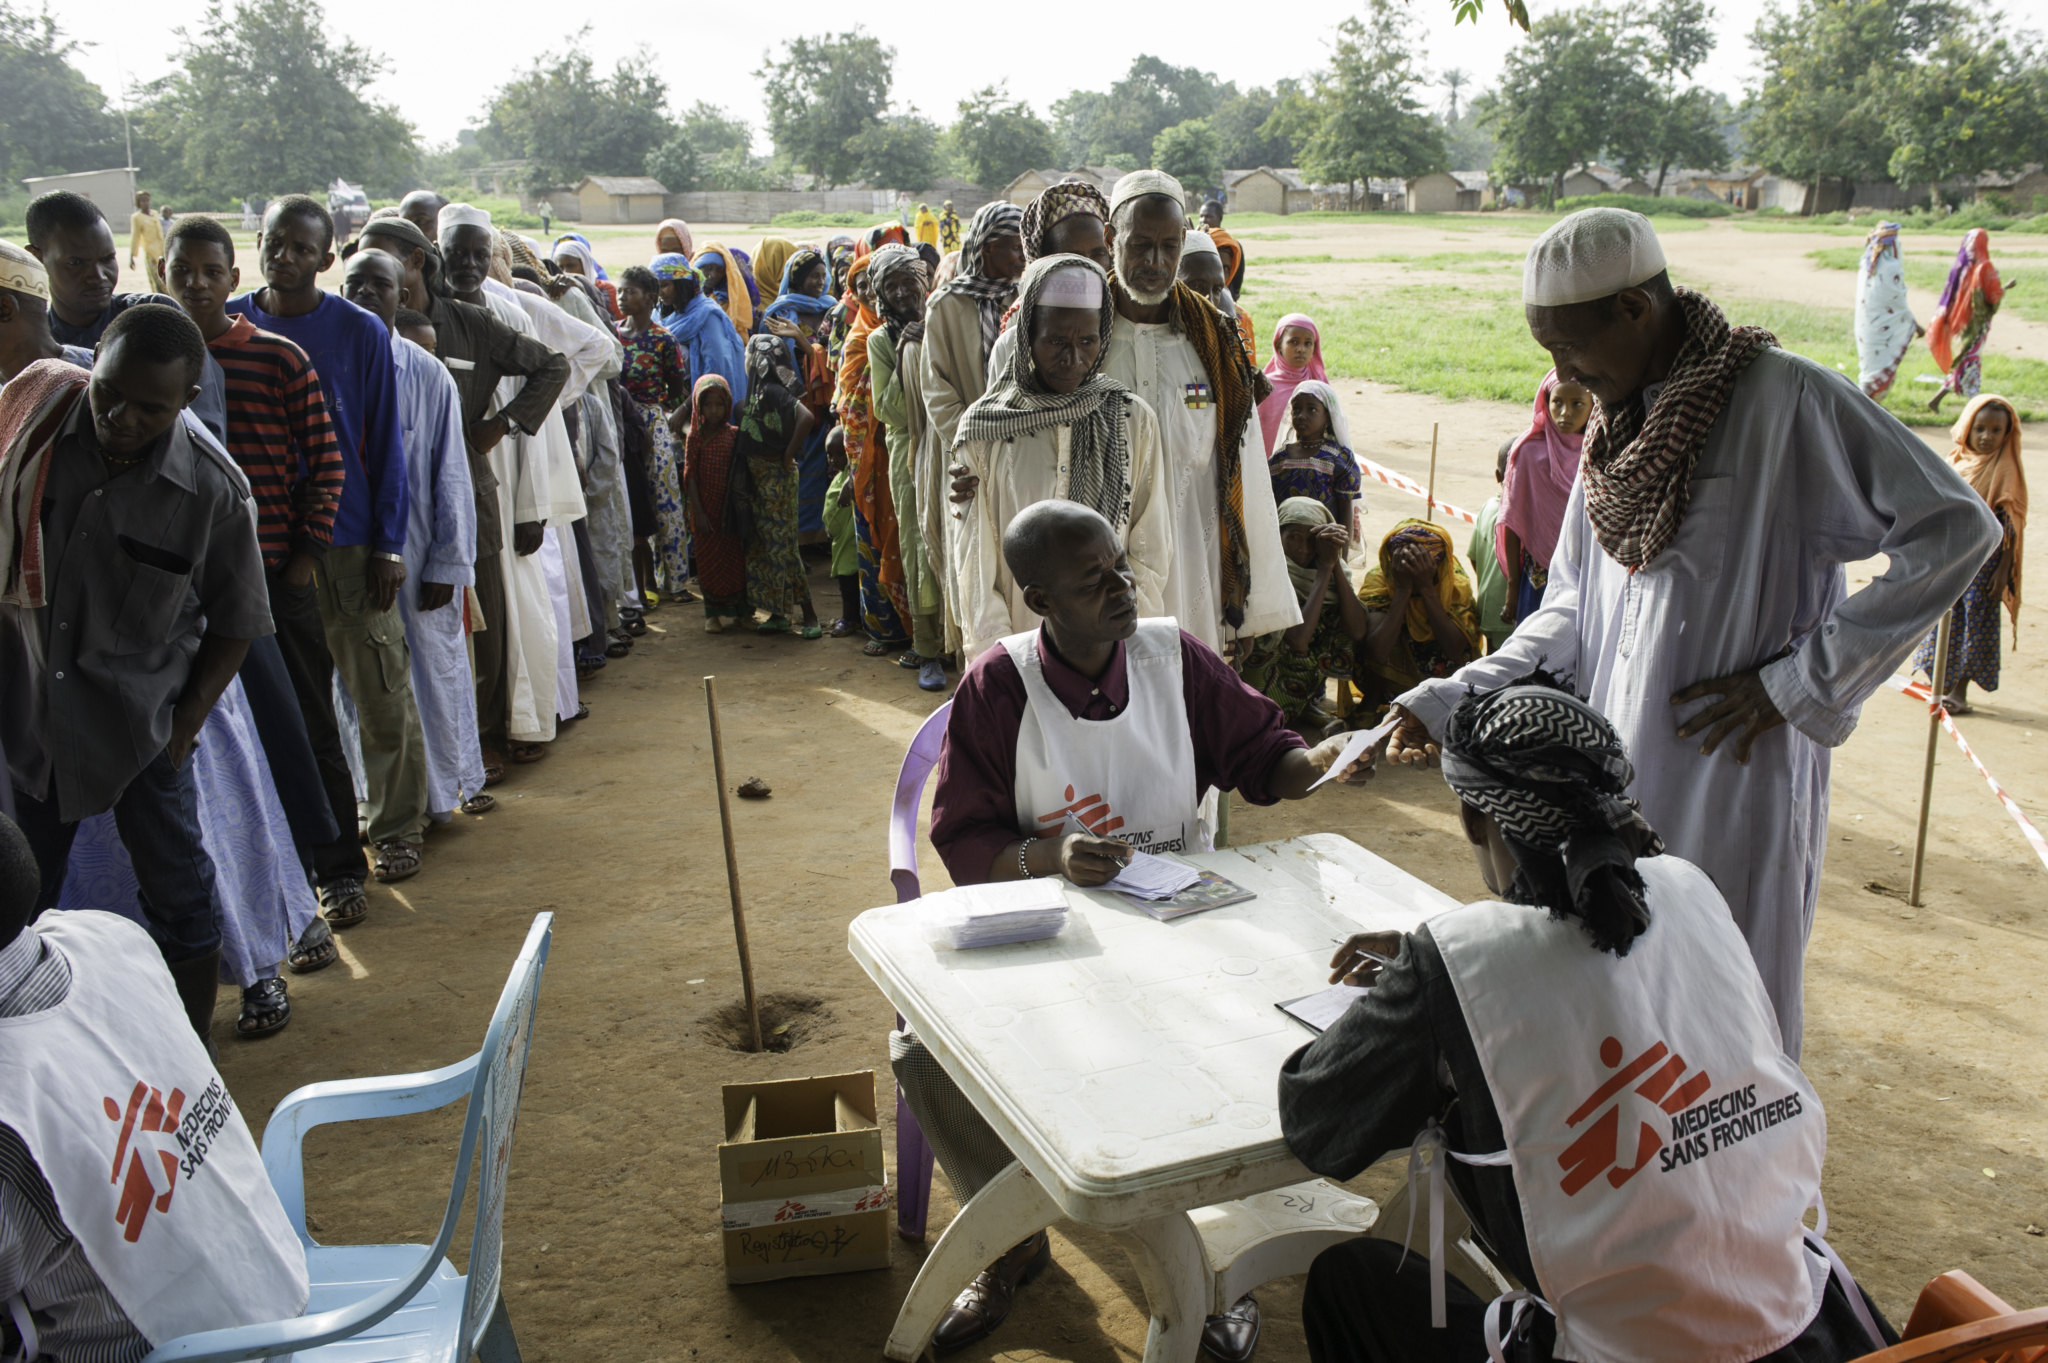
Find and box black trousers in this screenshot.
[266,569,368,884]
[1301,1239,1898,1363]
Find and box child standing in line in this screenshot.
[1259,313,1328,454]
[1269,379,1364,546]
[1499,371,1591,626]
[1468,438,1516,655]
[822,426,862,637]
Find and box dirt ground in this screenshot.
[194,217,2044,1362]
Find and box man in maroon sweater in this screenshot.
[914,499,1371,1361]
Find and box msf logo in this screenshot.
[105,1079,186,1242]
[1558,1037,1711,1196]
[1036,784,1123,837]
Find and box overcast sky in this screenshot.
[70,0,1787,154]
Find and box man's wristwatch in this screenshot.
[373,551,404,565]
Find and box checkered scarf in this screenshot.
[1022,181,1110,263]
[957,255,1133,529]
[932,202,1021,365]
[1580,288,1776,569]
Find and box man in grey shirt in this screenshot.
[0,304,272,1040]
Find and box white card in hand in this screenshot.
[1105,848,1202,900]
[1306,716,1397,790]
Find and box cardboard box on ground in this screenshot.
[719,1069,892,1283]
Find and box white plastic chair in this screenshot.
[142,912,554,1363]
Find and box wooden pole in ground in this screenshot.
[704,676,763,1051]
[1908,610,1953,907]
[1425,422,1441,522]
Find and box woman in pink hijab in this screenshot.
[1497,369,1591,626]
[656,218,694,259]
[1259,313,1328,454]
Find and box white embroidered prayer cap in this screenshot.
[0,241,48,302]
[1181,230,1221,259]
[437,202,493,240]
[1109,169,1186,219]
[1038,263,1104,308]
[1523,208,1668,307]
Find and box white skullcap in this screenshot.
[1037,265,1103,309]
[1109,169,1186,218]
[437,202,493,239]
[1523,208,1667,307]
[0,240,49,302]
[1181,229,1221,260]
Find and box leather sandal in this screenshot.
[318,876,369,929]
[931,1230,1051,1353]
[373,839,422,883]
[237,977,291,1037]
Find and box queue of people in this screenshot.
[0,174,2026,1363]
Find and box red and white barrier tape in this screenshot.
[1357,457,1479,526]
[1885,674,2048,871]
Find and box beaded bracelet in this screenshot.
[1018,836,1037,879]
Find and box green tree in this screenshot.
[1272,0,1446,199]
[679,102,751,160]
[1744,0,1956,196]
[1629,0,1728,190]
[0,3,121,183]
[1152,118,1224,192]
[480,36,673,188]
[1211,84,1298,169]
[849,111,941,190]
[1885,25,2046,208]
[758,29,893,188]
[645,135,696,192]
[952,84,1058,189]
[1054,56,1224,167]
[1477,7,1652,204]
[130,0,415,201]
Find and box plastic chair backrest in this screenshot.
[1851,1307,2048,1363]
[889,700,952,903]
[140,912,553,1363]
[459,915,551,1356]
[1897,1273,2047,1363]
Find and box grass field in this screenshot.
[1239,276,2048,425]
[1807,246,2048,324]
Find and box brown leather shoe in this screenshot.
[1201,1291,1261,1363]
[931,1230,1052,1353]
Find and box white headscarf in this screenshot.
[1273,378,1352,452]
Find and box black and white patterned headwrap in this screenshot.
[1441,679,1664,946]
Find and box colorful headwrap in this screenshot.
[650,253,698,283]
[1928,228,2005,374]
[1022,181,1112,263]
[656,218,694,259]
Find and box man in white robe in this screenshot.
[1389,209,2001,1058]
[979,173,1296,657]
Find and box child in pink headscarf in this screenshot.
[1259,313,1328,454]
[1498,370,1591,626]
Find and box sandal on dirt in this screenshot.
[461,793,497,815]
[373,839,422,883]
[288,918,337,974]
[479,747,507,787]
[830,618,857,638]
[757,615,791,633]
[318,876,369,930]
[238,977,290,1037]
[571,701,591,721]
[799,623,824,639]
[898,652,923,669]
[862,638,897,656]
[605,633,632,657]
[510,741,548,764]
[622,612,648,636]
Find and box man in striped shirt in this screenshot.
[162,217,372,930]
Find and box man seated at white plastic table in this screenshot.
[1278,676,1897,1363]
[912,498,1372,1360]
[0,812,308,1361]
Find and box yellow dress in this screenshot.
[130,210,166,286]
[913,206,940,249]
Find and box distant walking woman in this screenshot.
[1927,228,2005,412]
[1912,394,2026,713]
[1854,221,1921,400]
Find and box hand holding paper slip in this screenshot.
[1306,716,1399,791]
[1053,814,1200,899]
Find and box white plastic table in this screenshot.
[847,833,1463,1362]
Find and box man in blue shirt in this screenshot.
[227,195,429,897]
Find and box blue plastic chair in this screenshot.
[142,912,554,1363]
[888,700,950,1240]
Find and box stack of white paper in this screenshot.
[938,879,1071,949]
[1105,849,1203,900]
